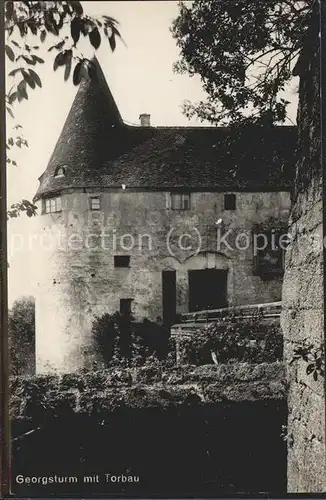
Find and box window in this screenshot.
[224,193,236,210]
[43,196,62,214]
[54,165,66,178]
[120,298,133,315]
[114,255,130,268]
[253,230,286,280]
[90,196,101,210]
[170,192,191,210]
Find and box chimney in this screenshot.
[139,113,151,127]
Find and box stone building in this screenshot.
[33,57,296,373]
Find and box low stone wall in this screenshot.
[10,363,286,425]
[9,363,287,497]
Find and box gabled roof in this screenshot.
[96,125,297,191]
[34,58,297,201]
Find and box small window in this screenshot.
[253,230,285,280]
[90,197,101,211]
[43,195,62,214]
[54,166,66,178]
[170,192,191,210]
[120,298,133,315]
[224,193,236,210]
[114,255,130,268]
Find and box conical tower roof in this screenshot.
[34,57,155,200]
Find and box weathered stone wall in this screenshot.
[10,364,287,497]
[10,363,287,422]
[34,190,290,373]
[281,7,326,493]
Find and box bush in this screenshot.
[180,310,283,365]
[92,312,173,367]
[9,296,35,375]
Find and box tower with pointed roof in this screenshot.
[34,57,297,374]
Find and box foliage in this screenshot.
[91,312,172,368]
[289,338,324,380]
[171,0,315,125]
[180,311,283,365]
[5,0,122,218]
[8,295,35,375]
[7,199,38,219]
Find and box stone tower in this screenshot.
[33,57,155,374]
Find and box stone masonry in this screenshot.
[281,4,326,493]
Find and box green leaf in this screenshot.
[45,11,59,36]
[5,1,14,21]
[5,45,15,62]
[70,1,83,16]
[28,69,42,88]
[8,68,22,77]
[89,28,101,49]
[6,107,14,119]
[79,19,89,36]
[103,15,119,25]
[22,55,36,65]
[109,34,116,52]
[53,51,68,71]
[22,69,36,89]
[33,55,44,64]
[27,20,37,36]
[73,61,83,85]
[71,17,81,45]
[8,92,17,104]
[64,50,73,81]
[18,22,26,37]
[17,80,28,101]
[49,40,65,52]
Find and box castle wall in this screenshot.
[280,9,326,492]
[35,189,290,373]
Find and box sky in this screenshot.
[6,1,299,305]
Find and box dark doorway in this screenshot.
[189,269,228,312]
[120,298,133,316]
[162,270,176,327]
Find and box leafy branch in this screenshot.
[289,339,325,381]
[5,1,123,219]
[171,0,315,125]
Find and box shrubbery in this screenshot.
[91,312,175,368]
[180,311,283,365]
[9,296,35,375]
